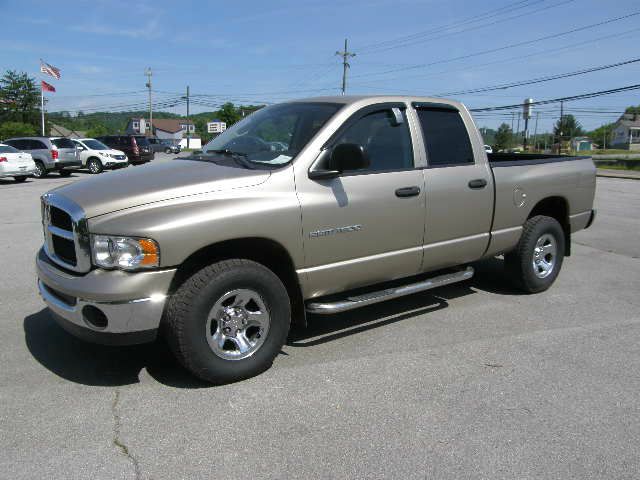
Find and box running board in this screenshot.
[306,267,474,315]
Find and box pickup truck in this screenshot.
[36,95,596,384]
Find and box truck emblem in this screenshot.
[310,224,362,238]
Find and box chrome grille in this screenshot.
[41,193,91,273]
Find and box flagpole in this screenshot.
[40,84,45,136]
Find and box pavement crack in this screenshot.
[112,390,142,480]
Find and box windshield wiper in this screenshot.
[207,149,254,169]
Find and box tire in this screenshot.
[165,259,291,384]
[59,170,72,177]
[505,215,565,293]
[87,157,103,174]
[33,161,47,178]
[14,176,27,183]
[165,148,172,154]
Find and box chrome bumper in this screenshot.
[36,248,176,341]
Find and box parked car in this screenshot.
[36,95,596,384]
[95,135,154,164]
[484,144,493,154]
[0,143,37,182]
[148,138,181,154]
[72,138,128,174]
[4,137,81,177]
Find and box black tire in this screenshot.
[87,157,103,174]
[14,176,27,183]
[33,161,47,178]
[165,148,172,154]
[165,259,291,384]
[59,169,72,177]
[505,215,565,293]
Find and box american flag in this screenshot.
[40,60,61,79]
[41,80,56,93]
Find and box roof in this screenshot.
[208,118,223,123]
[151,118,194,133]
[288,95,466,109]
[616,113,640,128]
[50,123,86,139]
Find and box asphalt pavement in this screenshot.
[1,163,639,479]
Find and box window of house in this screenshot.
[333,108,413,172]
[132,121,140,129]
[416,107,474,167]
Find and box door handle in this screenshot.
[468,178,487,189]
[395,186,421,198]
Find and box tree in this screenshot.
[625,105,640,114]
[86,123,108,138]
[553,114,584,139]
[493,123,514,151]
[217,102,241,126]
[0,70,40,127]
[0,121,37,139]
[587,122,615,149]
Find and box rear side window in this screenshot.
[51,138,75,149]
[134,136,149,146]
[334,108,413,172]
[416,108,474,167]
[29,140,47,150]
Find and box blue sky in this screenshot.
[1,0,639,132]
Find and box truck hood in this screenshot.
[53,159,271,218]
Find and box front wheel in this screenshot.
[165,148,172,153]
[33,161,47,178]
[505,215,565,293]
[14,176,28,183]
[165,259,291,384]
[87,157,103,174]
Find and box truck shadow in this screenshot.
[23,257,519,388]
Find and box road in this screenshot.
[1,163,639,479]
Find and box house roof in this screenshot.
[616,113,640,128]
[151,118,194,133]
[208,118,223,123]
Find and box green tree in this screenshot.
[0,121,37,138]
[625,105,640,114]
[217,102,241,126]
[493,123,513,151]
[553,114,584,139]
[0,70,40,127]
[587,122,615,148]
[86,123,108,138]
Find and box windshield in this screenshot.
[0,145,19,153]
[134,136,150,147]
[82,139,110,150]
[202,102,341,166]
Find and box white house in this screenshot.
[207,119,227,134]
[125,117,201,149]
[611,113,640,150]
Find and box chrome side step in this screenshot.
[306,267,474,315]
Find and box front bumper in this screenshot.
[36,248,176,345]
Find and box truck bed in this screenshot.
[488,153,591,167]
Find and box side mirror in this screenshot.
[328,143,369,172]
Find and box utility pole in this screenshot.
[558,100,564,154]
[336,38,356,95]
[186,86,190,149]
[145,67,153,136]
[516,115,521,145]
[533,111,539,151]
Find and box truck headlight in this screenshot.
[91,235,160,270]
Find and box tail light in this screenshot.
[0,157,7,163]
[131,139,139,155]
[51,149,59,160]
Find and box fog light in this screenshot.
[82,305,108,330]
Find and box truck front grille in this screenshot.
[41,193,91,273]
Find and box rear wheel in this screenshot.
[14,176,27,183]
[165,148,172,153]
[87,157,103,174]
[33,161,47,178]
[165,259,291,384]
[506,215,565,293]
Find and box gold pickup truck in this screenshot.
[36,95,597,383]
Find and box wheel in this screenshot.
[165,148,172,154]
[14,176,27,183]
[87,157,103,174]
[59,169,72,177]
[33,161,47,178]
[165,259,291,384]
[505,215,565,293]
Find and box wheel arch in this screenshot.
[527,196,571,256]
[168,237,306,326]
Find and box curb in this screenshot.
[597,172,640,180]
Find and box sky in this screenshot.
[1,0,639,133]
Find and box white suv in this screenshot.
[72,138,129,174]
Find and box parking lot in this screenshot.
[1,169,639,479]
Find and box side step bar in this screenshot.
[306,267,474,315]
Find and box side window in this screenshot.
[334,108,413,172]
[416,108,474,167]
[6,140,22,149]
[30,140,47,150]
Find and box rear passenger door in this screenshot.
[414,104,494,271]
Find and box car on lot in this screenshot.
[484,144,493,153]
[95,135,154,164]
[148,138,181,154]
[3,136,81,178]
[0,143,37,182]
[72,138,128,174]
[36,95,596,384]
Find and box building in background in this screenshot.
[207,119,227,135]
[570,136,594,152]
[125,117,200,149]
[611,113,640,150]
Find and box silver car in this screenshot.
[3,137,81,178]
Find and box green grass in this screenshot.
[591,149,635,155]
[597,164,640,171]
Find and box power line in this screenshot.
[351,11,640,80]
[336,38,356,95]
